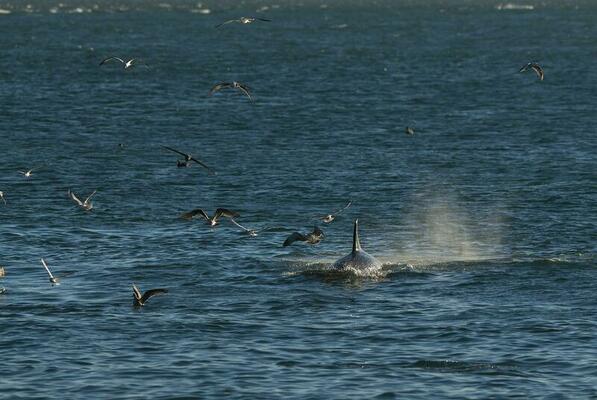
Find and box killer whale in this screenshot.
[331,219,382,271]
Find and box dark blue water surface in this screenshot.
[1,1,596,398]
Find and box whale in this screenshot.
[331,219,382,271]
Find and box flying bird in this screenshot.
[99,56,149,69]
[519,62,544,81]
[0,191,6,205]
[181,208,239,226]
[405,126,415,135]
[40,258,60,285]
[18,166,42,178]
[209,81,252,101]
[316,200,353,224]
[68,189,97,211]
[0,266,5,277]
[283,226,325,247]
[216,16,271,28]
[162,146,216,175]
[229,219,270,237]
[132,284,168,307]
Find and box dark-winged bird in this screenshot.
[283,226,325,247]
[216,17,271,28]
[209,81,252,101]
[181,208,239,226]
[162,146,216,175]
[519,62,544,81]
[132,284,168,307]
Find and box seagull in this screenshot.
[132,284,168,307]
[405,126,415,135]
[18,166,42,178]
[209,81,252,101]
[283,226,325,247]
[181,208,239,226]
[99,56,148,69]
[230,219,268,237]
[215,16,271,28]
[68,189,97,211]
[0,191,6,205]
[40,258,60,285]
[316,200,353,224]
[162,146,216,175]
[519,62,544,81]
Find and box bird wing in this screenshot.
[140,288,168,304]
[181,208,209,221]
[236,84,252,100]
[189,157,216,175]
[230,218,251,232]
[283,232,308,246]
[531,64,544,80]
[68,190,84,206]
[519,62,531,73]
[333,200,353,215]
[313,226,324,236]
[84,190,97,204]
[40,258,55,279]
[214,208,240,221]
[132,58,151,69]
[215,19,237,28]
[209,82,232,95]
[163,146,189,158]
[100,56,125,66]
[132,284,142,301]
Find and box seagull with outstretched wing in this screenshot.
[40,258,60,285]
[230,218,271,237]
[209,81,252,101]
[18,166,43,178]
[132,284,168,307]
[216,16,271,28]
[162,146,216,175]
[181,208,239,226]
[100,56,149,69]
[283,226,325,247]
[519,62,544,81]
[315,200,352,224]
[68,189,97,211]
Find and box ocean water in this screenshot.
[0,1,596,398]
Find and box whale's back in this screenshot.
[331,219,382,271]
[332,250,382,271]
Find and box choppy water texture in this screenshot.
[1,0,596,398]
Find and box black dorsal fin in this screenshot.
[352,219,361,253]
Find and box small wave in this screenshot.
[496,3,535,11]
[190,8,210,14]
[411,359,521,375]
[0,8,11,14]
